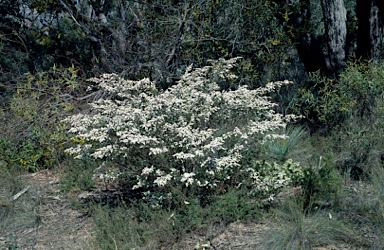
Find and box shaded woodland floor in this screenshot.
[1,169,378,250]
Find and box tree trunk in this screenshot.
[356,0,383,62]
[356,0,371,59]
[321,0,347,77]
[369,0,384,62]
[295,0,329,74]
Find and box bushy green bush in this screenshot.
[302,156,344,210]
[65,58,299,205]
[90,187,263,249]
[332,94,384,179]
[294,61,383,129]
[293,61,384,179]
[0,66,85,171]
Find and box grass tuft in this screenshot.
[259,198,354,250]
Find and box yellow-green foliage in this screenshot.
[294,61,384,128]
[294,61,384,178]
[0,66,84,171]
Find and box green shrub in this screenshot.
[331,94,384,179]
[293,61,383,130]
[90,187,263,249]
[302,156,344,211]
[0,66,85,171]
[60,158,96,193]
[294,61,384,179]
[207,188,263,223]
[240,159,304,197]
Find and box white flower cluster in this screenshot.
[99,169,121,182]
[65,58,297,197]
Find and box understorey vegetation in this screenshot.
[1,56,384,249]
[2,0,384,248]
[64,58,302,207]
[61,58,383,248]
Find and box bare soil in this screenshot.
[0,169,375,249]
[1,169,93,250]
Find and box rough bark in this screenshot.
[369,0,384,62]
[321,0,347,76]
[356,0,384,62]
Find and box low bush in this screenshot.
[90,187,263,249]
[293,61,384,179]
[64,58,300,205]
[0,66,86,171]
[60,157,97,193]
[293,61,383,130]
[301,156,344,211]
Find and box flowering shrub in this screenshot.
[65,58,298,202]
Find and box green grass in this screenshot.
[59,158,97,193]
[259,198,354,250]
[0,161,41,240]
[86,188,264,249]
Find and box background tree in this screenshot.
[367,0,384,62]
[274,0,383,77]
[321,0,347,76]
[0,0,383,85]
[0,0,302,86]
[0,0,29,77]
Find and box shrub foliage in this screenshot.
[0,66,84,171]
[65,58,300,204]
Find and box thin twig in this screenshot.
[11,186,30,201]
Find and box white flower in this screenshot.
[141,166,155,175]
[180,172,196,187]
[149,147,169,155]
[206,170,215,176]
[64,57,298,196]
[132,180,143,190]
[91,145,115,159]
[154,174,173,187]
[173,152,196,160]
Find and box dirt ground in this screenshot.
[0,169,372,250]
[1,169,274,250]
[1,170,93,250]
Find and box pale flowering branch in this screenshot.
[64,57,299,202]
